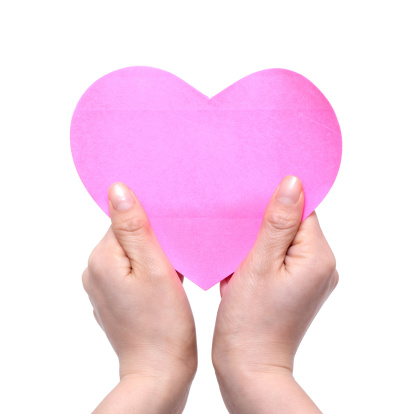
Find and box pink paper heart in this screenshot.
[71,67,341,290]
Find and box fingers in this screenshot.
[286,211,336,269]
[82,269,104,329]
[82,267,89,294]
[285,212,324,255]
[108,182,153,266]
[219,273,233,297]
[176,270,185,284]
[293,211,324,241]
[331,269,339,292]
[93,310,103,329]
[252,176,304,269]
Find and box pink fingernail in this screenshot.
[109,183,135,211]
[275,176,302,204]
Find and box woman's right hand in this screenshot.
[83,183,197,413]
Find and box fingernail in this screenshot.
[275,176,302,205]
[109,183,135,211]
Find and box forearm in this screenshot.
[217,369,321,414]
[93,374,191,414]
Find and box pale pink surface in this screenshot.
[70,67,342,290]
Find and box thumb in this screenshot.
[252,176,304,268]
[108,182,153,264]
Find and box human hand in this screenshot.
[212,176,338,413]
[82,183,197,414]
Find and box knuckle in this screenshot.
[87,245,107,277]
[331,270,339,290]
[87,249,100,273]
[314,248,337,283]
[81,268,89,292]
[324,249,337,276]
[265,208,298,232]
[116,215,150,237]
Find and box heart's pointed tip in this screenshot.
[199,284,216,291]
[186,276,221,291]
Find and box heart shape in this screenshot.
[71,67,341,290]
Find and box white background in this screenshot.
[1,1,413,412]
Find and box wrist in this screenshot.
[122,373,192,414]
[212,343,294,391]
[93,372,193,414]
[118,349,197,394]
[214,362,291,409]
[215,366,321,414]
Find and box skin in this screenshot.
[82,176,338,413]
[82,183,197,413]
[212,176,338,413]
